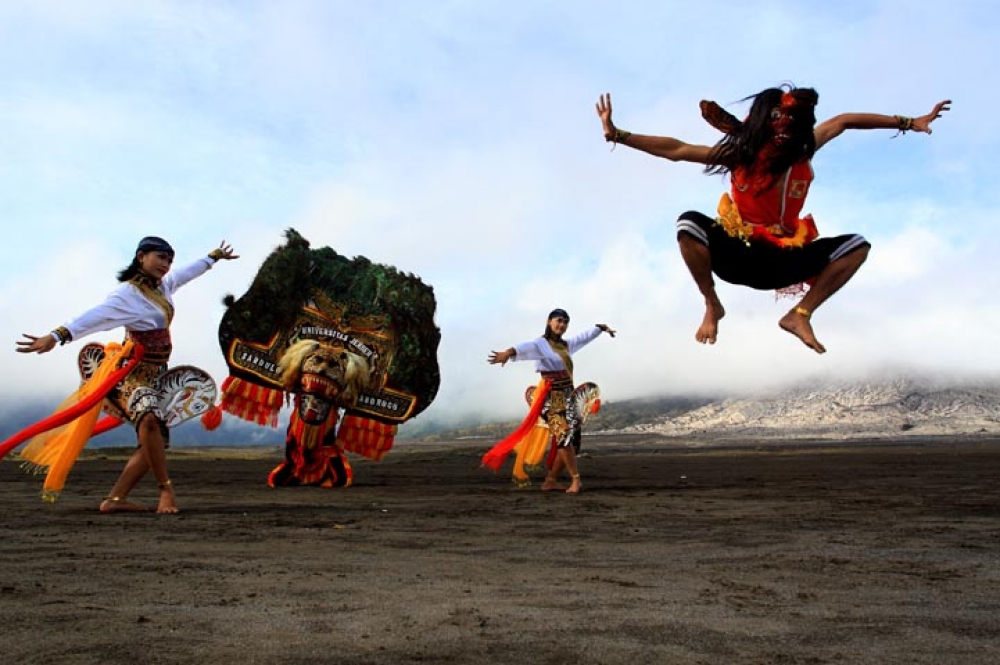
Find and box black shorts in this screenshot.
[676,211,871,291]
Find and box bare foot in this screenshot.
[541,477,567,492]
[566,476,583,494]
[156,485,180,514]
[779,308,826,354]
[99,497,148,514]
[695,300,725,345]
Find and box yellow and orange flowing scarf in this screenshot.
[510,380,553,486]
[482,379,552,472]
[0,341,141,502]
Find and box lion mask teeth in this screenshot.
[299,373,339,399]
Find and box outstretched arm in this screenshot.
[814,99,951,150]
[596,93,714,164]
[164,240,241,293]
[488,348,517,366]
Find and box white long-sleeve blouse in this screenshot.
[512,325,603,373]
[53,256,216,343]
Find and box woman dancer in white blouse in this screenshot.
[17,236,238,514]
[487,309,615,493]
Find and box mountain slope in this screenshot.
[615,378,1000,440]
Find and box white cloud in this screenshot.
[1,1,997,429]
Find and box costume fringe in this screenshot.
[338,414,397,461]
[219,376,284,427]
[287,406,337,451]
[775,282,811,299]
[268,405,354,488]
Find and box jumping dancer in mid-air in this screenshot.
[597,87,950,353]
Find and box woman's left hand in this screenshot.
[209,241,240,261]
[597,323,616,338]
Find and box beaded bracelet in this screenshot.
[613,128,632,143]
[52,326,71,345]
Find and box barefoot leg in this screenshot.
[136,414,179,514]
[679,234,726,344]
[99,447,150,513]
[696,299,726,345]
[779,245,869,354]
[779,307,826,354]
[99,497,149,513]
[558,448,583,494]
[541,451,567,491]
[156,480,179,515]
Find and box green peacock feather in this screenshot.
[218,229,441,418]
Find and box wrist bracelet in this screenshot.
[894,115,914,133]
[52,326,71,345]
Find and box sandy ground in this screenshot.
[2,435,1000,665]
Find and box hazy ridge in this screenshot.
[2,376,999,448]
[611,377,1000,441]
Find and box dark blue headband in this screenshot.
[136,236,174,257]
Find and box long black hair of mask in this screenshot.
[705,86,818,182]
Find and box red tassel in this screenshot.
[337,415,397,461]
[219,377,283,427]
[590,398,602,415]
[200,405,223,431]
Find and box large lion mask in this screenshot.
[277,339,372,410]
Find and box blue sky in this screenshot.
[1,0,998,427]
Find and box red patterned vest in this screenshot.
[731,160,814,236]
